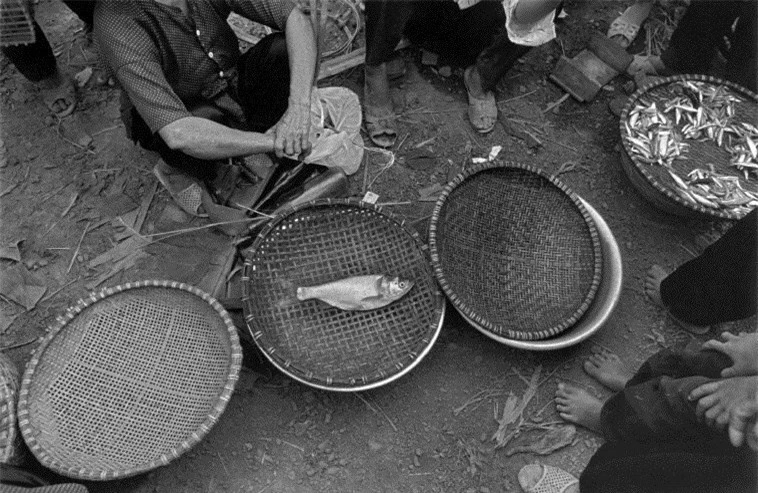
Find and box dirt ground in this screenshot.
[1,1,755,492]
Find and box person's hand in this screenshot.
[728,399,758,450]
[274,99,312,159]
[702,332,758,377]
[689,376,758,431]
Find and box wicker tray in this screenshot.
[0,0,36,47]
[17,281,242,480]
[242,199,445,391]
[1,351,23,466]
[619,74,758,220]
[429,162,603,341]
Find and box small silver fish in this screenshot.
[296,274,414,311]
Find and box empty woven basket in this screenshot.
[429,162,603,341]
[17,280,242,480]
[242,199,445,391]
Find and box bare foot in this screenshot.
[555,383,603,433]
[583,351,634,392]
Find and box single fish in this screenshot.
[296,275,414,311]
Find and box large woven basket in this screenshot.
[429,162,603,341]
[619,74,758,220]
[17,280,242,480]
[1,351,23,465]
[242,198,445,391]
[0,0,35,47]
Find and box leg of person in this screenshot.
[659,0,746,76]
[580,438,757,493]
[1,21,76,117]
[722,0,757,92]
[236,33,291,133]
[362,0,416,147]
[61,0,95,30]
[659,208,757,326]
[558,346,732,438]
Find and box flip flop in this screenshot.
[464,67,497,134]
[364,107,397,148]
[153,160,209,217]
[40,75,77,119]
[518,464,579,493]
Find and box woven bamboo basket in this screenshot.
[242,198,445,391]
[429,162,603,341]
[619,74,758,220]
[17,280,242,480]
[0,0,36,47]
[0,351,24,465]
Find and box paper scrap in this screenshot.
[505,425,577,456]
[0,263,47,310]
[0,240,21,262]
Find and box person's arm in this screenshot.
[159,117,274,159]
[512,0,562,25]
[272,7,317,158]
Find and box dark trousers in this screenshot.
[581,348,757,493]
[364,0,532,92]
[660,208,757,326]
[125,33,291,182]
[1,1,95,82]
[661,0,757,92]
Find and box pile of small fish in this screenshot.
[668,165,758,215]
[624,80,758,213]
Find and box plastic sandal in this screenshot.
[364,108,397,148]
[464,67,497,134]
[518,464,579,493]
[607,18,640,48]
[41,75,76,118]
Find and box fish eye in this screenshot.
[399,281,406,288]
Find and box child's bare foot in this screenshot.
[645,265,711,335]
[584,351,634,392]
[555,383,603,433]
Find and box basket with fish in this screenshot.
[429,162,603,343]
[619,74,758,220]
[242,199,445,391]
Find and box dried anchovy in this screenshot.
[624,81,758,212]
[668,165,758,215]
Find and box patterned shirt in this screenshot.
[94,0,297,133]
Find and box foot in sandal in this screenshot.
[607,0,654,49]
[584,350,634,392]
[555,383,604,433]
[463,65,497,134]
[39,69,77,118]
[645,265,711,334]
[518,464,579,493]
[363,63,397,148]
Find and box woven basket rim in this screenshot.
[16,280,243,480]
[619,73,758,220]
[428,161,603,341]
[241,197,445,391]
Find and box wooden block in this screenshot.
[587,33,634,73]
[549,55,601,102]
[573,50,619,87]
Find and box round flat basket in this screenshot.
[17,281,242,480]
[429,162,603,341]
[619,74,758,220]
[242,199,445,392]
[1,352,23,465]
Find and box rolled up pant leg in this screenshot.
[660,208,757,326]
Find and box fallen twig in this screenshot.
[353,392,398,432]
[40,278,79,304]
[542,93,570,114]
[60,192,78,217]
[498,89,538,106]
[0,182,19,198]
[91,124,124,137]
[544,137,577,153]
[1,337,39,351]
[67,221,91,273]
[454,388,504,416]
